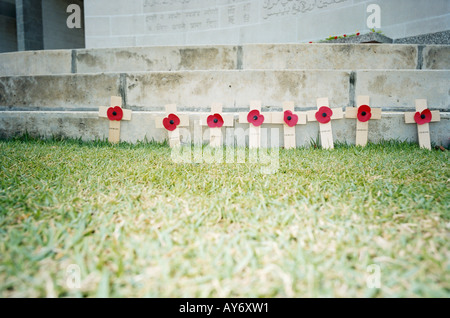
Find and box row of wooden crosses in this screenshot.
[99,96,441,150]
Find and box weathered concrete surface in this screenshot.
[355,70,450,111]
[1,44,449,76]
[125,70,350,109]
[243,44,418,70]
[75,46,238,73]
[0,50,72,76]
[423,46,450,70]
[0,74,121,110]
[2,70,449,111]
[0,111,448,149]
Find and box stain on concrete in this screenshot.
[76,52,107,70]
[115,50,154,69]
[369,75,387,93]
[179,48,235,70]
[424,46,450,70]
[274,71,303,97]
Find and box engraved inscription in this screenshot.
[262,0,349,20]
[146,7,219,33]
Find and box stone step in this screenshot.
[1,70,449,111]
[1,44,449,76]
[0,111,448,148]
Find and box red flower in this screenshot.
[414,109,432,125]
[344,34,347,37]
[247,109,264,127]
[334,36,338,39]
[284,110,298,127]
[163,113,180,131]
[207,113,224,128]
[357,105,372,122]
[315,106,333,124]
[107,106,123,121]
[356,32,360,36]
[309,41,313,43]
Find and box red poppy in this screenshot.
[247,109,264,127]
[344,34,347,37]
[315,106,333,124]
[284,110,298,127]
[414,109,432,125]
[357,105,372,122]
[163,113,180,131]
[207,113,224,128]
[334,36,338,39]
[107,106,123,121]
[356,32,360,36]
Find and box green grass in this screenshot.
[0,137,449,297]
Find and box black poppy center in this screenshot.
[213,118,218,123]
[253,115,258,121]
[361,111,367,116]
[287,116,292,121]
[170,120,174,125]
[322,113,327,118]
[421,114,426,119]
[112,111,117,116]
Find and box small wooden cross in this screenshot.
[307,97,344,149]
[200,103,234,147]
[155,104,190,148]
[269,101,307,149]
[405,99,441,150]
[98,96,132,144]
[239,100,269,149]
[345,96,381,147]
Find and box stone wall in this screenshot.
[84,0,450,48]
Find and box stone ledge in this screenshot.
[1,111,448,148]
[1,70,448,111]
[1,43,449,76]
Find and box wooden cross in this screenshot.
[345,96,381,147]
[307,97,344,149]
[239,101,269,149]
[98,96,132,143]
[405,99,441,150]
[155,104,189,148]
[200,103,234,147]
[269,101,307,149]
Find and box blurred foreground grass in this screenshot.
[0,137,448,297]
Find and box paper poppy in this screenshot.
[107,106,123,121]
[315,106,333,124]
[247,109,264,127]
[207,113,224,128]
[414,109,432,125]
[284,110,298,127]
[357,105,372,122]
[163,113,180,131]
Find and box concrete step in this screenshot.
[1,44,449,76]
[0,111,448,148]
[1,70,449,111]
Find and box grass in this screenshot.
[0,137,448,297]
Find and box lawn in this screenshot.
[0,137,448,297]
